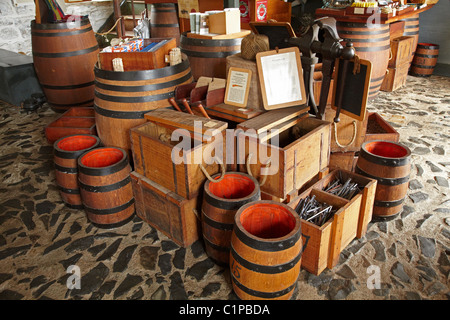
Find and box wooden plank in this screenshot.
[144,109,227,138]
[186,29,251,40]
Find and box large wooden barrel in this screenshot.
[402,14,419,65]
[53,134,101,209]
[202,172,260,265]
[230,201,302,300]
[180,33,243,80]
[150,3,181,45]
[355,141,411,219]
[78,147,135,228]
[410,43,439,77]
[94,55,193,152]
[31,18,99,112]
[336,22,390,100]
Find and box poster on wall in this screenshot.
[239,0,250,24]
[255,0,267,22]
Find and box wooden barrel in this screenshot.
[355,141,411,219]
[31,18,99,112]
[94,55,193,152]
[202,172,261,265]
[150,3,181,45]
[410,43,439,77]
[230,201,302,300]
[53,134,101,209]
[402,14,419,65]
[336,22,390,100]
[180,33,243,80]
[78,147,135,228]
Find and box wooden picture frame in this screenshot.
[256,47,307,110]
[224,67,252,108]
[331,57,372,122]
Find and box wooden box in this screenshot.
[329,151,358,172]
[325,105,369,153]
[130,109,227,199]
[130,171,200,247]
[45,114,96,144]
[98,38,177,71]
[364,112,400,143]
[237,110,331,199]
[288,187,362,275]
[208,10,241,35]
[311,169,377,239]
[389,36,414,68]
[380,61,409,92]
[389,21,405,42]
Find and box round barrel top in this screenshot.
[31,18,91,30]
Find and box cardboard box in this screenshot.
[208,9,241,35]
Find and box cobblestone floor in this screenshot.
[0,75,449,301]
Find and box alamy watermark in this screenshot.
[66,265,81,290]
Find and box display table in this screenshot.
[315,5,435,99]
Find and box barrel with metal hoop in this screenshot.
[401,13,419,65]
[230,200,303,300]
[355,140,411,219]
[201,172,261,265]
[336,22,390,100]
[180,32,244,80]
[410,43,439,77]
[150,3,181,45]
[94,54,193,152]
[31,18,99,112]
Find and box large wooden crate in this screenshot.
[380,61,409,92]
[237,111,330,199]
[130,171,200,247]
[389,36,414,68]
[288,187,362,275]
[130,109,227,199]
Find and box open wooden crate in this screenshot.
[287,169,376,275]
[237,112,331,199]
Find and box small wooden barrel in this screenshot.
[336,22,390,100]
[230,201,302,300]
[54,134,101,208]
[31,18,99,112]
[402,14,419,64]
[202,172,261,265]
[94,55,193,152]
[355,141,411,219]
[150,3,181,45]
[410,43,439,77]
[180,33,243,80]
[78,147,135,228]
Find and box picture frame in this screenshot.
[256,47,307,110]
[224,67,252,108]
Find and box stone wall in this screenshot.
[0,0,113,56]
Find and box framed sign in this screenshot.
[224,67,252,108]
[256,47,306,110]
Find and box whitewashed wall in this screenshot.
[0,0,113,55]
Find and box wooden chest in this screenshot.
[130,109,227,200]
[130,171,201,247]
[389,36,414,68]
[237,108,331,199]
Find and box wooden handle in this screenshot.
[181,98,194,115]
[168,97,182,112]
[196,103,210,119]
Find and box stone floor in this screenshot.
[0,74,449,301]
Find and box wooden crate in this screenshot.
[329,151,358,172]
[364,112,400,143]
[45,115,96,144]
[130,171,201,247]
[380,61,409,92]
[237,110,330,199]
[288,187,362,275]
[311,169,377,239]
[325,105,369,153]
[130,110,228,199]
[98,38,177,71]
[389,36,414,68]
